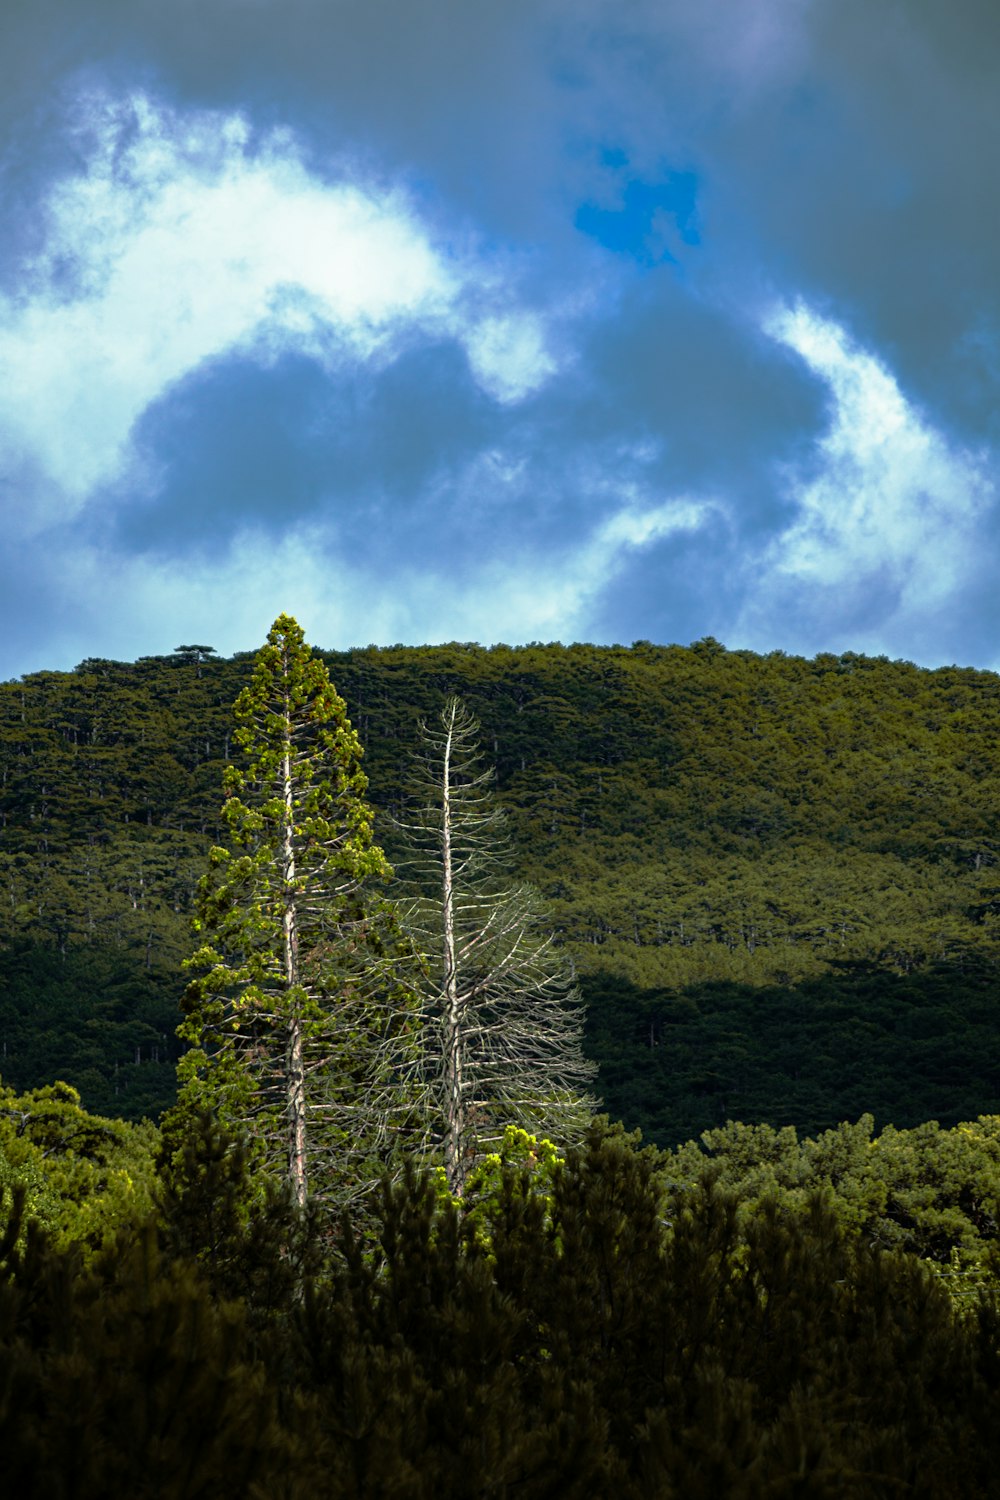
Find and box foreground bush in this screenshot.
[2,1121,999,1497]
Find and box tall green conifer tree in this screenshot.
[176,615,421,1211]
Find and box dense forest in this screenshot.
[5,632,1000,1495]
[3,1105,1000,1499]
[2,637,999,1139]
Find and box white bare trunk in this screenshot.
[397,696,597,1181]
[440,706,466,1194]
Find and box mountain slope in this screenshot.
[2,638,1000,1136]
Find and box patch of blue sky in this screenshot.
[575,166,701,267]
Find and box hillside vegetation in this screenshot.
[2,638,1000,1139]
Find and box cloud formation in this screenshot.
[0,93,563,531]
[0,0,998,677]
[39,487,713,671]
[736,305,994,658]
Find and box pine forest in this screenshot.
[3,623,1000,1496]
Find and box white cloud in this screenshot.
[0,90,562,536]
[736,302,995,652]
[31,488,712,670]
[464,311,558,403]
[448,492,711,639]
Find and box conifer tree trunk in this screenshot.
[281,727,308,1210]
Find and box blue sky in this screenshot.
[2,0,999,678]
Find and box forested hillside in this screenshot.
[3,638,1000,1138]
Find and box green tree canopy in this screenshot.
[174,615,422,1212]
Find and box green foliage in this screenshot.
[0,940,182,1120]
[11,638,1000,1488]
[0,1190,298,1500]
[176,615,422,1213]
[5,637,1000,1141]
[665,1109,1000,1295]
[456,1124,563,1251]
[3,1117,1000,1495]
[292,1122,1000,1495]
[0,1079,157,1259]
[585,960,1000,1145]
[155,1106,326,1325]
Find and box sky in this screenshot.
[2,0,1000,679]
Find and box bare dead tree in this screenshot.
[395,697,597,1194]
